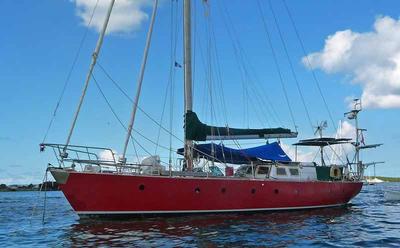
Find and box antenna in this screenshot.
[313,120,328,138]
[354,98,362,111]
[344,98,362,120]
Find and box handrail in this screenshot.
[41,143,167,174]
[42,143,113,151]
[42,143,116,161]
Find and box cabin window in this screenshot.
[246,166,253,174]
[276,167,287,176]
[289,168,299,176]
[257,166,269,175]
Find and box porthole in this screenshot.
[221,188,226,193]
[274,189,279,194]
[195,187,201,193]
[251,188,256,194]
[139,184,145,191]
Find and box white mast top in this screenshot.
[62,0,116,157]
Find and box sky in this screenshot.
[1,0,400,184]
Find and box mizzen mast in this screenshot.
[183,0,193,171]
[345,99,382,179]
[62,0,116,158]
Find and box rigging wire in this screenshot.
[96,62,230,166]
[217,2,282,128]
[95,72,218,165]
[97,62,183,144]
[93,73,175,167]
[256,0,297,130]
[41,0,100,143]
[201,9,228,162]
[96,68,259,167]
[203,2,217,130]
[196,4,257,163]
[196,25,217,126]
[216,2,251,128]
[199,2,258,146]
[196,41,223,145]
[205,6,270,131]
[169,0,180,165]
[169,69,176,166]
[282,0,337,132]
[154,73,172,154]
[154,0,180,158]
[222,3,278,127]
[121,0,158,161]
[92,74,140,163]
[281,0,353,166]
[197,2,230,147]
[234,53,279,128]
[168,13,177,167]
[266,0,314,132]
[209,21,228,125]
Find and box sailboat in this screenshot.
[40,0,370,217]
[364,162,385,185]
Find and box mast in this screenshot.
[354,100,362,179]
[120,0,158,163]
[345,99,362,178]
[62,0,115,157]
[183,0,193,170]
[345,99,384,180]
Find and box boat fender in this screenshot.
[330,166,341,179]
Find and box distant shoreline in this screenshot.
[0,182,60,192]
[1,176,400,192]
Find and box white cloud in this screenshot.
[337,120,356,140]
[99,149,119,161]
[72,0,153,34]
[281,143,316,162]
[330,120,356,163]
[0,173,42,185]
[98,149,146,164]
[303,16,400,109]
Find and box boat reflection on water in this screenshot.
[68,206,352,247]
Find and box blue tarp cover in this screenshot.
[177,142,291,164]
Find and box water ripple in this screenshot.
[1,183,400,247]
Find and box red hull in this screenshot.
[54,170,363,216]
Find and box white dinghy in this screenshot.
[384,190,400,201]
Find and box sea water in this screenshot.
[1,183,399,247]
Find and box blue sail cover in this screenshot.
[177,142,291,164]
